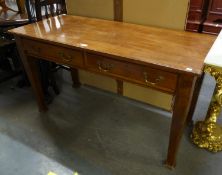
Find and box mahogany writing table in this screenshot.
[9,15,216,168]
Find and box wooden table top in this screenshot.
[9,15,216,75]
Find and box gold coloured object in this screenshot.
[191,65,222,152]
[143,72,164,86]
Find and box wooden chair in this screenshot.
[25,0,80,102]
[26,0,67,22]
[16,0,26,14]
[35,0,67,21]
[0,0,17,12]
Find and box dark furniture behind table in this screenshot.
[0,0,29,85]
[0,34,20,83]
[185,0,209,32]
[186,0,222,35]
[202,0,222,34]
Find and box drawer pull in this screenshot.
[144,72,164,86]
[97,61,113,72]
[58,52,72,62]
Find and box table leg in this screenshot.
[165,74,197,168]
[15,36,47,112]
[186,73,205,125]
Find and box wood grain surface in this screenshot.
[9,15,216,75]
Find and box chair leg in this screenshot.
[39,60,50,94]
[70,68,80,88]
[39,60,53,104]
[49,70,60,95]
[16,0,26,14]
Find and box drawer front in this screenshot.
[86,53,177,93]
[22,39,84,67]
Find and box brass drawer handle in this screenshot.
[58,52,72,62]
[143,72,164,86]
[97,61,113,72]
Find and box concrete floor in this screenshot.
[0,72,222,175]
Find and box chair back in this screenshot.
[35,0,67,21]
[25,0,67,22]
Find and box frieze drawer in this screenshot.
[86,53,177,93]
